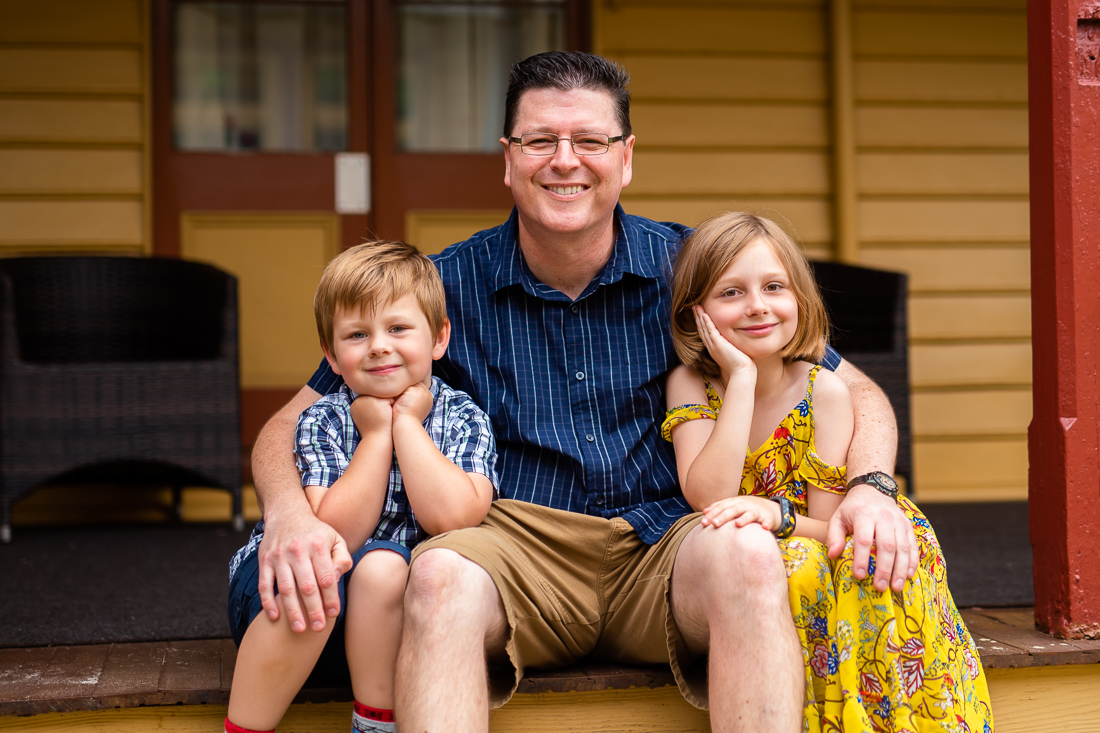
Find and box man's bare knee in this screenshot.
[405,548,507,651]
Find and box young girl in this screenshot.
[663,212,992,732]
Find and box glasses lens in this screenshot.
[571,133,610,155]
[520,134,559,155]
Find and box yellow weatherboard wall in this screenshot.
[597,0,1031,502]
[406,210,512,256]
[181,214,339,389]
[0,0,151,254]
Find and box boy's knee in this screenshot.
[348,550,409,607]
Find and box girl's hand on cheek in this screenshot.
[701,495,781,532]
[694,307,755,382]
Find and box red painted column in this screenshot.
[1027,0,1100,639]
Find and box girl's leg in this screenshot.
[227,591,336,731]
[345,548,409,728]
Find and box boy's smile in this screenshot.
[324,294,449,400]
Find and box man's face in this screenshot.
[501,87,635,242]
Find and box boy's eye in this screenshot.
[350,331,367,339]
[390,325,408,334]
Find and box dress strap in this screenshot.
[805,364,823,402]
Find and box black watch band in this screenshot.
[768,496,796,539]
[846,471,899,500]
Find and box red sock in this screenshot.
[225,718,273,733]
[353,700,396,722]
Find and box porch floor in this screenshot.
[2,606,1099,718]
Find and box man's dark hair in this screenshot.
[503,51,632,139]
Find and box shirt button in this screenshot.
[586,434,595,442]
[570,304,579,314]
[575,371,585,381]
[595,497,605,506]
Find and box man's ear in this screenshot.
[501,137,513,189]
[322,343,342,375]
[620,134,636,189]
[432,319,451,360]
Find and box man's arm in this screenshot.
[252,385,354,633]
[827,360,919,593]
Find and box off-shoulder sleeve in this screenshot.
[661,404,717,442]
[801,449,848,494]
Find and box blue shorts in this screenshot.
[227,537,411,688]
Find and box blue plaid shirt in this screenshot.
[229,376,498,580]
[308,206,840,544]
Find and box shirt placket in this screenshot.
[562,297,606,514]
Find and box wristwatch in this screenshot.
[846,471,899,500]
[768,496,796,539]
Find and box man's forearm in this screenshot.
[252,385,322,519]
[833,360,897,477]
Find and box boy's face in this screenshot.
[323,294,449,400]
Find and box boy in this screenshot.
[225,241,498,733]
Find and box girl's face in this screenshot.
[701,237,799,362]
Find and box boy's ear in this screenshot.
[322,343,342,375]
[432,319,451,360]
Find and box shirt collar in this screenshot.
[490,204,662,297]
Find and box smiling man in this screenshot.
[243,52,916,733]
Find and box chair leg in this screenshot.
[232,487,244,532]
[172,484,184,522]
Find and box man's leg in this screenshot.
[671,521,802,733]
[395,548,509,733]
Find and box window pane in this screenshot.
[397,1,565,152]
[173,2,347,152]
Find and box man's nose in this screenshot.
[549,138,581,169]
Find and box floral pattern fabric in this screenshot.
[663,366,993,732]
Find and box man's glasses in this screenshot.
[508,132,625,156]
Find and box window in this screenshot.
[395,0,566,152]
[173,1,347,151]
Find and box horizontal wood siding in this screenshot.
[0,0,150,254]
[597,0,1030,501]
[601,0,834,264]
[853,0,1029,501]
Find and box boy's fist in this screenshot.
[392,383,433,423]
[349,394,394,435]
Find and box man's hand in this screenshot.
[257,509,354,632]
[392,383,434,424]
[826,484,917,592]
[350,394,394,436]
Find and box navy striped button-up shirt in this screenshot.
[310,206,690,543]
[309,206,841,544]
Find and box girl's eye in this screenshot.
[764,283,782,292]
[722,288,741,298]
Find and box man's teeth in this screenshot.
[548,185,585,195]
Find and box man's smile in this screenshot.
[544,184,589,195]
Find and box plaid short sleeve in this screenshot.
[295,397,354,489]
[429,382,499,497]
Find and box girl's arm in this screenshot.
[390,384,494,536]
[666,364,756,511]
[310,395,395,550]
[692,368,854,543]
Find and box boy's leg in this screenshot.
[227,591,337,731]
[345,543,410,732]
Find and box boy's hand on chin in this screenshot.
[349,394,394,435]
[392,383,433,423]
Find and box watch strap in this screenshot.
[768,496,796,539]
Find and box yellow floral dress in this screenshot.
[663,366,993,733]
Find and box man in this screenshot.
[242,52,917,732]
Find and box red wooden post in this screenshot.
[1028,0,1100,639]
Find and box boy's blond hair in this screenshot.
[670,211,829,378]
[314,240,447,355]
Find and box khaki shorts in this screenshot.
[410,499,707,709]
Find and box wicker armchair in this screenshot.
[812,261,912,490]
[0,256,243,542]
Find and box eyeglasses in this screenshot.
[508,132,625,156]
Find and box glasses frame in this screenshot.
[508,133,626,156]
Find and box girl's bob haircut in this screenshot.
[670,211,829,378]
